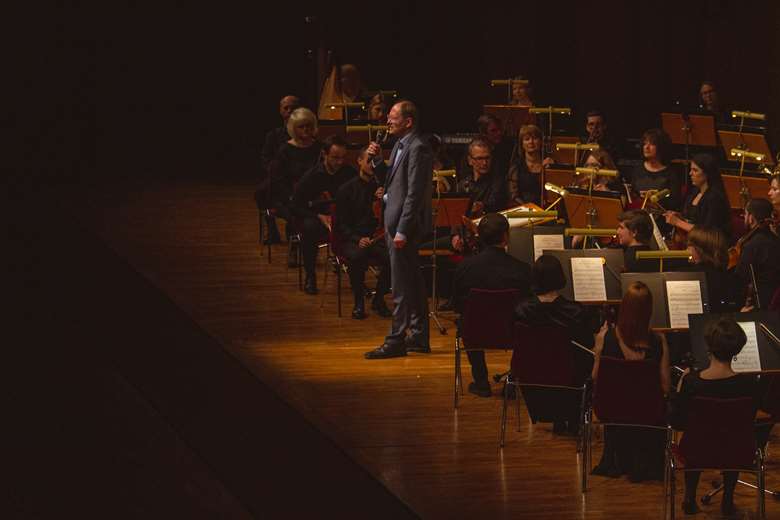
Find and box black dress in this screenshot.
[629,163,682,211]
[592,328,666,482]
[681,186,732,242]
[507,157,542,205]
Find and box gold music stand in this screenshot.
[544,167,576,203]
[722,172,771,209]
[551,136,579,164]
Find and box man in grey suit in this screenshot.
[364,101,433,359]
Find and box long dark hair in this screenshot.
[691,153,724,193]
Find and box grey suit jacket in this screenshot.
[375,132,433,240]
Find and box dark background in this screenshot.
[14,1,780,184]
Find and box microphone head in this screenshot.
[375,129,386,144]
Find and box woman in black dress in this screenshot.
[673,316,760,516]
[591,281,671,481]
[628,128,681,211]
[507,124,553,205]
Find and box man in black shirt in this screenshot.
[336,148,392,319]
[453,213,532,397]
[447,138,508,253]
[257,95,300,244]
[580,109,620,164]
[478,114,513,181]
[736,198,780,310]
[293,135,356,294]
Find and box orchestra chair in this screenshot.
[700,372,780,506]
[667,396,765,519]
[583,356,669,493]
[502,324,592,449]
[455,288,521,409]
[320,211,385,318]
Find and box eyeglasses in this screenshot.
[470,155,491,162]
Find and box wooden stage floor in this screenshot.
[74,179,780,519]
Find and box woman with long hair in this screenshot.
[664,153,732,242]
[591,281,671,482]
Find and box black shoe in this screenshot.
[364,343,407,359]
[304,277,318,295]
[352,306,367,320]
[404,337,431,353]
[468,382,491,398]
[371,298,392,318]
[681,499,700,515]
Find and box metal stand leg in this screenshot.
[428,204,447,335]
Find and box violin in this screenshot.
[727,219,771,270]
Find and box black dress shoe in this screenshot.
[304,278,318,295]
[371,298,392,318]
[364,343,407,359]
[468,382,491,398]
[351,306,367,320]
[404,337,431,353]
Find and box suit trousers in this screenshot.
[341,240,390,304]
[384,234,430,347]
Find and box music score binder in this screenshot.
[508,225,568,266]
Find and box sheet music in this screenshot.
[733,321,762,372]
[665,280,703,329]
[533,234,564,261]
[650,215,669,251]
[571,257,607,302]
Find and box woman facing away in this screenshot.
[591,281,671,482]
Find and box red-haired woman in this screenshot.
[591,281,671,482]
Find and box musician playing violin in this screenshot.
[292,135,356,295]
[663,153,732,244]
[335,147,392,319]
[734,198,780,311]
[448,138,508,253]
[769,174,780,234]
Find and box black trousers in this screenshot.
[341,239,390,305]
[301,216,329,280]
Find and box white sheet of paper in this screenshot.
[571,257,607,302]
[665,280,703,329]
[733,321,762,372]
[533,234,564,261]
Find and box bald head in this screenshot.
[279,96,301,122]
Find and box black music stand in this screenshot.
[507,224,568,265]
[482,105,535,137]
[688,311,780,372]
[721,172,771,209]
[545,249,624,303]
[563,189,624,229]
[428,196,470,334]
[620,272,709,330]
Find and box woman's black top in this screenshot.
[682,186,732,241]
[672,371,759,429]
[507,157,542,205]
[515,295,601,348]
[623,244,656,273]
[629,163,682,211]
[272,141,323,202]
[602,327,662,362]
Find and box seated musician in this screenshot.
[735,198,780,311]
[580,110,621,165]
[256,94,301,245]
[452,213,533,398]
[430,138,507,254]
[616,209,656,272]
[663,153,732,244]
[577,149,621,192]
[672,316,760,516]
[261,107,323,266]
[510,77,533,106]
[368,94,388,123]
[507,124,554,205]
[685,227,742,312]
[591,281,671,482]
[515,255,601,433]
[698,80,729,124]
[335,147,392,319]
[628,128,681,211]
[477,114,513,182]
[292,135,356,295]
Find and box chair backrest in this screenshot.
[593,356,666,426]
[461,288,521,350]
[511,324,583,388]
[678,396,757,470]
[759,372,780,419]
[769,285,780,313]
